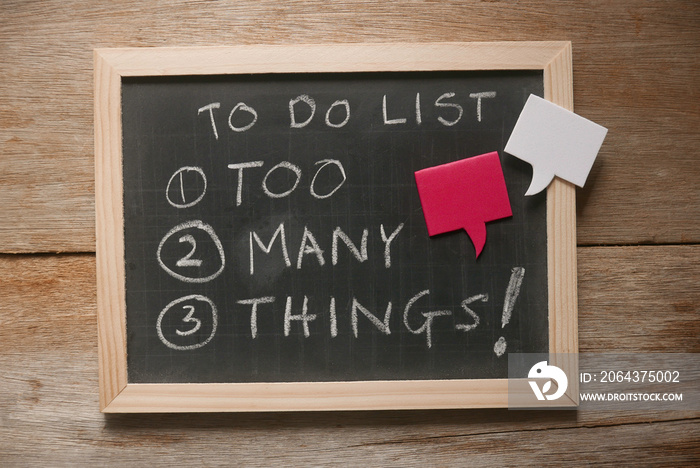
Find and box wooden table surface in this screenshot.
[1,1,698,465]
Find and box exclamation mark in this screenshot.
[494,267,525,357]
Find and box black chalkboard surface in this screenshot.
[121,70,548,384]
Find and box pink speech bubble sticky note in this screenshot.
[414,151,512,258]
[505,94,608,196]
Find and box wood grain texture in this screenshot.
[1,248,698,463]
[1,0,698,464]
[0,1,698,252]
[96,41,571,75]
[543,45,579,406]
[94,50,128,410]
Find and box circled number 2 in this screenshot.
[157,220,225,283]
[176,234,203,268]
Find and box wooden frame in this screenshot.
[95,42,578,412]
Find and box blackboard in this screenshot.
[95,43,578,411]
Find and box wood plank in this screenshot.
[579,246,700,353]
[0,247,697,462]
[1,351,698,464]
[2,355,698,466]
[1,1,698,252]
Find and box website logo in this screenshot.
[528,361,568,401]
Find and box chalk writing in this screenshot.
[157,220,225,283]
[199,90,497,139]
[159,88,524,350]
[157,295,218,350]
[166,166,207,209]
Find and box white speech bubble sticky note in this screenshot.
[505,94,607,196]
